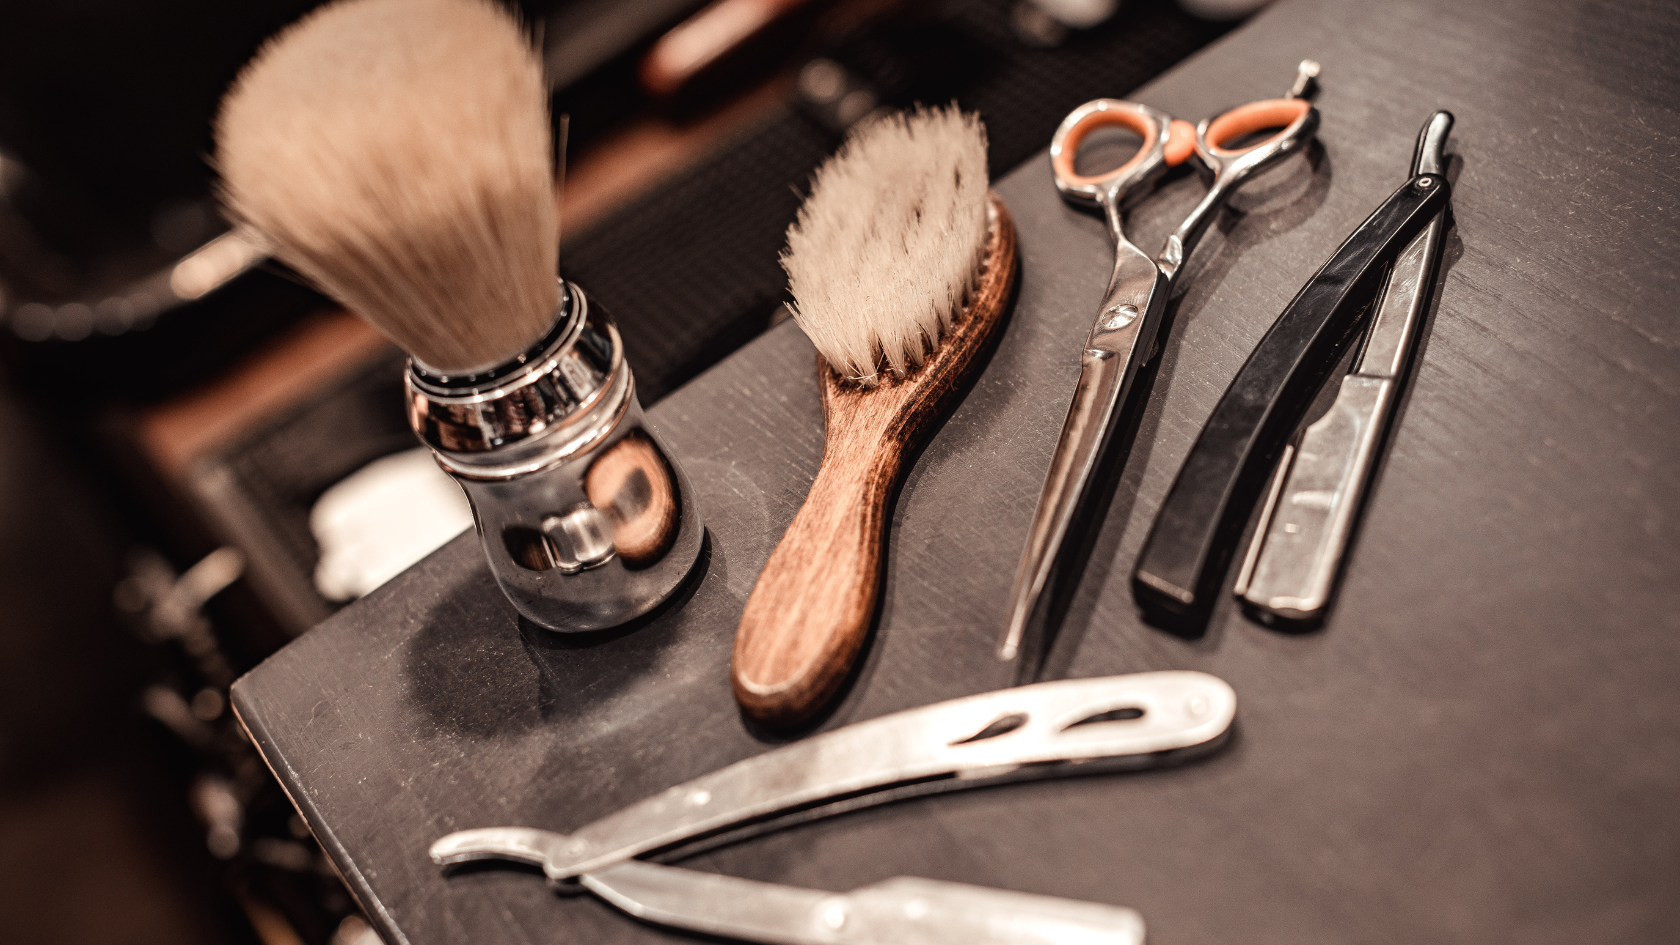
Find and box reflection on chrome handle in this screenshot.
[408,282,703,632]
[586,431,680,567]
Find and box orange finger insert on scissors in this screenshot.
[999,61,1322,666]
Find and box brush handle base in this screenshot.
[732,433,900,730]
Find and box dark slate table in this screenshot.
[232,0,1680,941]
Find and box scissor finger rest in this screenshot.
[1049,100,1191,206]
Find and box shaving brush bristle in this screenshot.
[214,0,558,375]
[781,106,990,381]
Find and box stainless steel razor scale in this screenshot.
[430,671,1237,944]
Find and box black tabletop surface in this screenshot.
[231,0,1680,942]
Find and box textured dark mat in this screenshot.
[230,0,1680,934]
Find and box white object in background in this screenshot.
[1030,0,1118,29]
[311,448,473,601]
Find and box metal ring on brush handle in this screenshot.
[407,281,625,473]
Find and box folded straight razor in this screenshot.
[1133,111,1455,627]
[431,671,1235,944]
[1234,112,1454,625]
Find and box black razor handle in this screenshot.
[1133,170,1450,625]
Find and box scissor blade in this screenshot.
[998,349,1128,663]
[583,861,1146,945]
[1000,252,1167,666]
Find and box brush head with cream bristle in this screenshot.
[214,0,558,376]
[781,106,990,382]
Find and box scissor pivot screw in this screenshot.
[1415,177,1434,189]
[1101,303,1140,330]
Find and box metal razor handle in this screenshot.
[431,671,1237,881]
[584,864,1146,945]
[1233,375,1395,624]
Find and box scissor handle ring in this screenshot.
[1050,101,1191,206]
[1196,98,1318,183]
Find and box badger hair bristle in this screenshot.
[781,106,990,382]
[214,0,558,375]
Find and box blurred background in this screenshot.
[0,0,1256,941]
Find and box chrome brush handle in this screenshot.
[407,281,704,632]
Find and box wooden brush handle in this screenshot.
[732,428,901,729]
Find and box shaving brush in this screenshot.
[733,107,1018,729]
[217,0,556,374]
[215,0,702,631]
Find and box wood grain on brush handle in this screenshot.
[732,423,902,727]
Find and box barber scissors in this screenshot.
[999,62,1321,665]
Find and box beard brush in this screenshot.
[732,107,1018,730]
[213,0,558,376]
